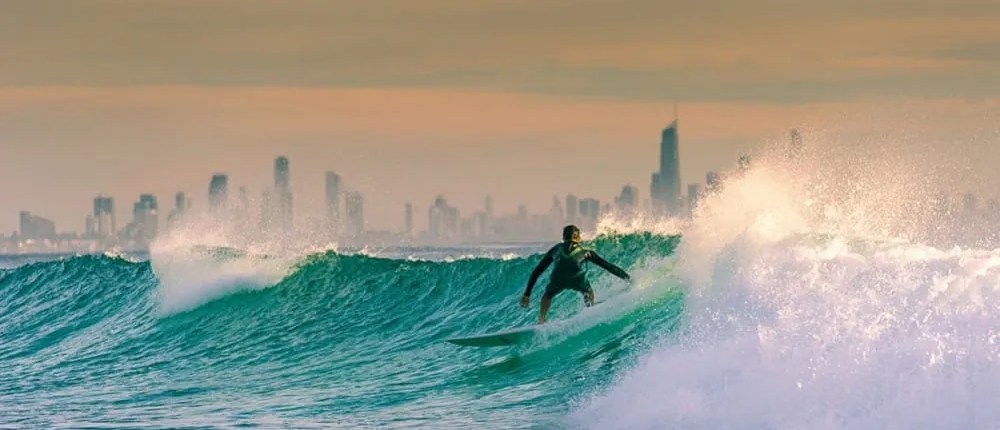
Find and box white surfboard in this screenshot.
[445,325,539,347]
[445,298,617,347]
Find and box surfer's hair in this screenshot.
[562,225,580,241]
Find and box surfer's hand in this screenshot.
[520,295,530,308]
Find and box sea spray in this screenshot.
[571,136,1000,430]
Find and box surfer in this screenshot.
[519,225,631,324]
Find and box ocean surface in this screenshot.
[3,149,999,429]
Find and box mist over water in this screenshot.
[572,137,1000,429]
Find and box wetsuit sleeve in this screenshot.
[523,247,555,297]
[587,251,631,281]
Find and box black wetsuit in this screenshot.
[523,242,631,300]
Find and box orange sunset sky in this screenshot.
[2,0,999,233]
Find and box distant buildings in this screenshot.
[127,194,158,244]
[565,194,579,224]
[615,185,639,212]
[263,156,294,232]
[687,184,704,213]
[651,119,682,215]
[93,196,115,237]
[428,196,460,242]
[706,171,721,192]
[578,198,601,230]
[404,203,414,236]
[326,171,342,230]
[274,156,290,191]
[208,174,229,210]
[19,211,55,240]
[168,192,190,229]
[345,192,364,235]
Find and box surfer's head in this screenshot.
[562,225,581,243]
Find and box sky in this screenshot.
[2,0,1000,234]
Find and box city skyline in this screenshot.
[5,117,1000,241]
[1,108,712,236]
[3,0,1000,234]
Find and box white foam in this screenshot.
[149,213,337,314]
[571,141,1000,429]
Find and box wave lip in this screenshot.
[571,142,1000,430]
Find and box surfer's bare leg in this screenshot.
[538,295,552,324]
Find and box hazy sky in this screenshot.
[2,0,999,234]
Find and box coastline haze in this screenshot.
[2,0,999,235]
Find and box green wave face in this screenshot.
[0,233,683,428]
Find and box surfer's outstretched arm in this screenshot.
[521,248,555,307]
[587,252,631,281]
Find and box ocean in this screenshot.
[3,148,998,429]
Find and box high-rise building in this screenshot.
[238,186,250,212]
[326,171,342,227]
[706,171,721,192]
[615,185,639,212]
[131,194,159,243]
[175,192,189,212]
[429,196,459,241]
[578,198,601,230]
[565,194,579,224]
[345,192,364,235]
[269,157,294,231]
[404,202,414,236]
[274,156,290,191]
[168,192,190,229]
[687,184,704,213]
[93,195,115,237]
[19,211,55,240]
[485,195,494,219]
[549,196,564,226]
[209,174,229,209]
[579,198,601,219]
[650,119,681,215]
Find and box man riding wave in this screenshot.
[519,225,631,324]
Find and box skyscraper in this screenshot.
[615,185,639,212]
[93,195,115,237]
[208,174,229,210]
[19,211,55,240]
[131,194,158,243]
[271,156,293,231]
[706,171,721,192]
[404,202,414,236]
[650,119,681,215]
[565,194,579,224]
[175,192,189,212]
[326,171,342,227]
[429,196,459,241]
[549,196,564,226]
[274,156,290,191]
[168,192,190,229]
[578,198,601,230]
[687,183,704,213]
[345,192,364,235]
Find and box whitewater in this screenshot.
[2,142,998,429]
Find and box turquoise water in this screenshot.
[0,233,682,429]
